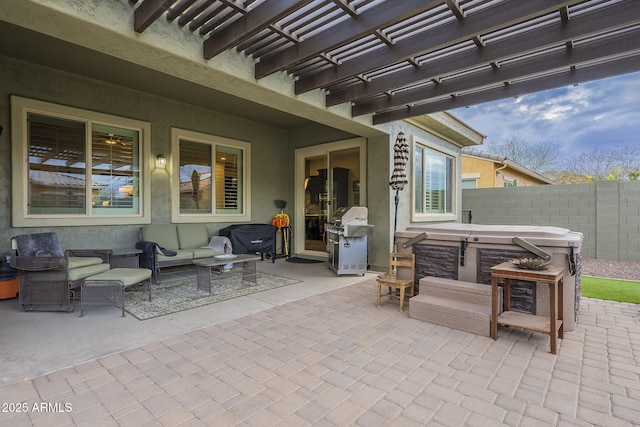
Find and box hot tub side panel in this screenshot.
[476,248,536,314]
[413,244,459,293]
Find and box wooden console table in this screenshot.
[491,261,565,354]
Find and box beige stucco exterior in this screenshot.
[462,153,555,188]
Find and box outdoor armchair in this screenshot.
[10,232,111,311]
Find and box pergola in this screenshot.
[131,0,640,124]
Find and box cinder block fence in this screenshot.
[462,181,640,261]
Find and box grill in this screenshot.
[219,224,277,262]
[325,207,373,276]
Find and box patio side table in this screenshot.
[110,248,142,268]
[491,261,565,354]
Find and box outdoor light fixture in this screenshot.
[156,153,167,168]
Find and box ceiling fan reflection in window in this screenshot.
[103,133,128,147]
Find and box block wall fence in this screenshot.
[461,180,640,261]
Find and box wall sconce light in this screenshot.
[156,153,167,168]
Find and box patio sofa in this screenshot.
[136,223,228,281]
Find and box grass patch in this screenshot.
[581,276,640,304]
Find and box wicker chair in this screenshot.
[376,252,416,312]
[10,232,111,312]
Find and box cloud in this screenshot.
[451,71,640,158]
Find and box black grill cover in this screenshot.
[219,224,277,255]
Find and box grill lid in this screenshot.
[329,207,368,225]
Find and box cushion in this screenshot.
[84,268,152,287]
[141,224,180,250]
[156,250,194,263]
[177,224,209,249]
[68,263,111,282]
[13,232,64,257]
[68,257,106,270]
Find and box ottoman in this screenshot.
[80,268,152,317]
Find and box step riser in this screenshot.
[410,298,491,337]
[420,279,491,304]
[412,277,501,337]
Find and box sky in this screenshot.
[450,71,640,160]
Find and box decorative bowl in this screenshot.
[510,257,550,270]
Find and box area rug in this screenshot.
[125,272,301,320]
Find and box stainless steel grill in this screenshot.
[325,207,373,276]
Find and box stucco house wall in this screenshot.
[0,1,485,272]
[462,156,499,188]
[497,167,552,187]
[0,54,297,251]
[462,153,554,188]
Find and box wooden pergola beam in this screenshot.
[204,0,313,59]
[254,0,440,79]
[353,28,640,115]
[295,0,584,94]
[373,55,640,124]
[134,0,174,33]
[326,0,640,106]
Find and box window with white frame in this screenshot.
[11,96,151,227]
[171,128,250,222]
[503,177,518,187]
[461,174,479,189]
[462,179,478,189]
[413,139,456,221]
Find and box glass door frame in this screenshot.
[294,137,367,258]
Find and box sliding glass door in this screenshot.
[295,138,366,257]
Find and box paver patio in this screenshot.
[0,277,639,426]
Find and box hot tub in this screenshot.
[395,224,583,332]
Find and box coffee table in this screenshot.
[193,254,262,294]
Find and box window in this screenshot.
[171,128,251,222]
[413,138,456,221]
[11,96,151,227]
[461,179,478,189]
[504,178,518,187]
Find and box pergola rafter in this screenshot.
[129,0,640,125]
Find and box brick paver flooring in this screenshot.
[1,279,639,426]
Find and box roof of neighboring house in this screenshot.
[461,147,555,184]
[29,170,95,188]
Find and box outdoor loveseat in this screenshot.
[136,223,230,282]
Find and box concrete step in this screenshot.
[409,293,492,337]
[419,276,492,306]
